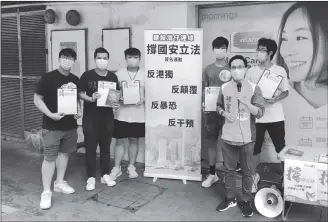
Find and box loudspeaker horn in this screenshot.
[255,185,283,218]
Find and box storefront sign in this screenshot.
[144,29,203,182]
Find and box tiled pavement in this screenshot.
[1,139,327,221]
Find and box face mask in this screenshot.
[214,48,227,59]
[96,59,108,70]
[232,69,246,81]
[60,58,74,71]
[127,58,140,68]
[257,52,267,62]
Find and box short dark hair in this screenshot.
[94,47,109,59]
[258,38,277,60]
[59,48,77,60]
[228,55,248,68]
[212,37,229,49]
[124,48,141,57]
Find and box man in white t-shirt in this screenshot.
[110,48,145,180]
[246,38,289,164]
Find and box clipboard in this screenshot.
[121,80,141,105]
[256,69,283,99]
[97,81,117,107]
[57,82,77,115]
[204,87,220,112]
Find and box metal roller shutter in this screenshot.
[20,13,46,131]
[1,78,23,137]
[1,16,19,76]
[1,15,24,138]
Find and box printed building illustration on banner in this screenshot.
[144,29,203,182]
[60,42,77,53]
[230,32,263,53]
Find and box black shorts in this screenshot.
[113,120,145,139]
[204,112,223,140]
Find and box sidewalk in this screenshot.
[1,139,326,221]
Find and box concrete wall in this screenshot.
[46,2,201,163]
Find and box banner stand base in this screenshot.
[144,172,202,185]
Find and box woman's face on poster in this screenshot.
[280,8,313,82]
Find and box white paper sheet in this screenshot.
[57,85,77,115]
[257,69,283,99]
[204,87,220,112]
[97,81,117,107]
[122,80,141,105]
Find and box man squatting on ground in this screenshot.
[34,48,82,210]
[216,55,265,217]
[109,48,145,180]
[78,47,120,191]
[202,37,241,188]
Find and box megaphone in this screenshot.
[255,185,283,218]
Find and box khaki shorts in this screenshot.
[42,128,77,161]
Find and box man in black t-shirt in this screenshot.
[78,47,120,191]
[34,48,82,210]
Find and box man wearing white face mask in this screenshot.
[216,55,265,217]
[78,47,119,191]
[110,48,145,180]
[202,37,241,188]
[34,48,82,210]
[246,38,289,171]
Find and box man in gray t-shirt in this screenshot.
[202,37,240,188]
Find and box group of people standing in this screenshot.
[202,37,288,217]
[34,47,145,210]
[34,37,288,218]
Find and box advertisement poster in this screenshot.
[285,159,328,207]
[199,2,328,163]
[144,29,203,181]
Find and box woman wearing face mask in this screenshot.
[216,55,265,217]
[78,47,120,191]
[110,48,146,181]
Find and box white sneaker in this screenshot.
[202,174,219,188]
[109,166,122,180]
[54,180,75,194]
[40,191,52,210]
[127,165,138,179]
[86,177,96,191]
[101,174,116,187]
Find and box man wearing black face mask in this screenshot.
[216,55,265,217]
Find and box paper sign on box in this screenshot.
[204,87,220,112]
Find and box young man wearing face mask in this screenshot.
[109,48,145,180]
[78,47,120,191]
[202,37,241,188]
[246,38,289,171]
[216,55,265,217]
[34,48,82,210]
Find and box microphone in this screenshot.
[237,82,242,92]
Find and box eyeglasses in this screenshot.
[231,66,245,70]
[60,56,75,61]
[256,48,268,53]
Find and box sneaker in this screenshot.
[54,180,75,194]
[127,165,138,179]
[40,191,52,210]
[236,162,242,172]
[109,166,122,180]
[202,173,219,188]
[216,197,237,211]
[101,174,116,187]
[241,201,253,217]
[86,177,96,191]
